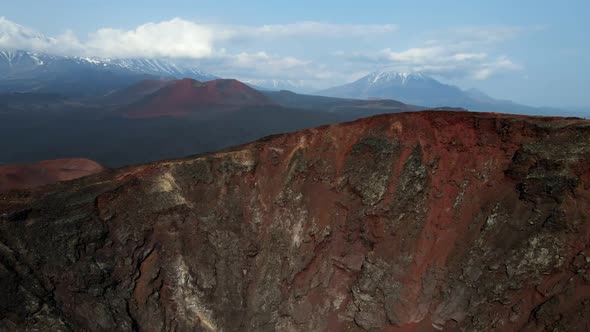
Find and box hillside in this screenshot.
[2,111,590,331]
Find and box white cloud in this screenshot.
[0,17,397,59]
[196,51,337,84]
[446,26,523,44]
[200,22,397,45]
[473,68,493,80]
[226,22,398,40]
[373,47,520,80]
[0,17,215,59]
[340,26,524,80]
[0,17,526,85]
[0,17,52,51]
[452,53,487,61]
[85,18,214,58]
[230,51,308,69]
[0,17,89,56]
[0,17,399,86]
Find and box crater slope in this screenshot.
[2,111,590,331]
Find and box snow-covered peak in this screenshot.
[365,71,430,85]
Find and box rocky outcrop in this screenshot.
[0,158,104,193]
[2,111,590,331]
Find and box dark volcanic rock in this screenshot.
[2,111,590,331]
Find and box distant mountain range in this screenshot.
[316,71,577,117]
[0,50,217,96]
[0,49,319,96]
[0,77,415,167]
[0,19,584,116]
[1,48,585,118]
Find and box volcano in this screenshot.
[123,78,273,118]
[2,111,590,331]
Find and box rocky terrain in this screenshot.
[0,158,104,193]
[2,110,590,331]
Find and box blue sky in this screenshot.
[1,0,588,107]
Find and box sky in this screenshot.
[1,0,588,108]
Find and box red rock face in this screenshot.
[0,158,104,193]
[1,111,590,331]
[123,78,272,118]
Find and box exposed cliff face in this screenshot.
[2,111,590,331]
[0,158,104,193]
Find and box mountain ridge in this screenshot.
[0,50,217,96]
[0,50,216,79]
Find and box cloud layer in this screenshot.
[342,26,523,80]
[0,17,524,86]
[0,17,396,58]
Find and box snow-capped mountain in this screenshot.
[316,70,570,116]
[316,71,468,106]
[0,50,216,80]
[1,17,215,81]
[0,50,217,96]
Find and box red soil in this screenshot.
[0,158,104,193]
[123,78,272,118]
